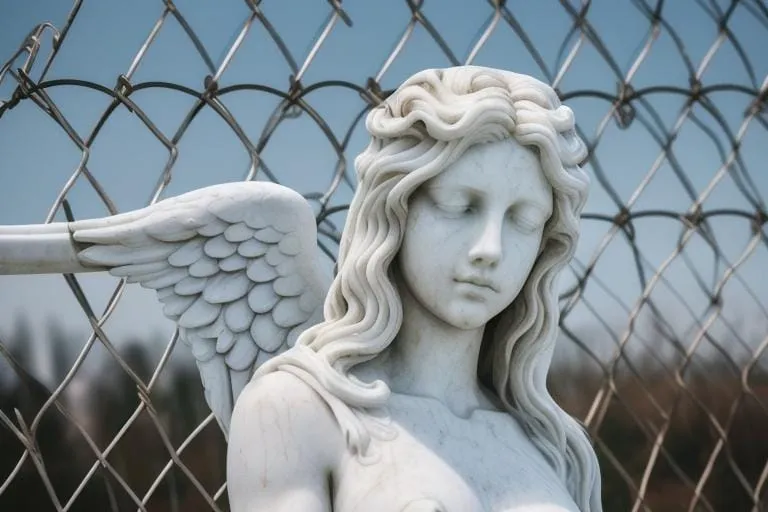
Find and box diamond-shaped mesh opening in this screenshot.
[1,1,766,510]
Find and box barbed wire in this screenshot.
[0,1,766,510]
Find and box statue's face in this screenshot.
[397,138,553,330]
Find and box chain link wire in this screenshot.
[0,1,766,510]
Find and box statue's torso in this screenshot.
[333,393,580,512]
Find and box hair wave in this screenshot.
[256,66,602,511]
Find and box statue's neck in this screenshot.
[376,277,497,419]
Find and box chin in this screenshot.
[444,308,496,331]
[451,319,487,331]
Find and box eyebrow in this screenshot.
[429,182,552,212]
[426,182,486,197]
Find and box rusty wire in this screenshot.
[0,0,767,511]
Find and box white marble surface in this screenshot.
[226,136,587,511]
[0,66,603,511]
[228,371,579,512]
[0,181,332,434]
[230,67,603,511]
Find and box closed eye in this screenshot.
[511,215,541,232]
[435,201,475,216]
[507,207,549,232]
[425,187,478,217]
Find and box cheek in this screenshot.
[409,206,454,241]
[500,236,542,286]
[404,209,463,267]
[399,229,436,288]
[506,226,545,260]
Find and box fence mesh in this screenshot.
[0,1,766,510]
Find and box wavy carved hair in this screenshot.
[256,66,602,511]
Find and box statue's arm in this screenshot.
[226,371,343,512]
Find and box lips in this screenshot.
[454,275,497,292]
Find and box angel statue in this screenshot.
[0,66,603,511]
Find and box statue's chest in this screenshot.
[333,396,579,512]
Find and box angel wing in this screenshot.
[0,182,332,436]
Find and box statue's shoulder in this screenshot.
[227,371,345,510]
[233,370,340,429]
[230,370,344,462]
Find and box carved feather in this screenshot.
[216,330,237,353]
[225,333,259,371]
[250,314,287,352]
[161,294,197,318]
[223,222,253,243]
[63,181,331,438]
[224,297,255,333]
[188,256,220,278]
[274,275,304,297]
[175,276,208,295]
[254,227,283,243]
[246,258,279,282]
[219,253,248,272]
[248,283,280,314]
[168,238,206,267]
[203,272,251,304]
[140,267,188,289]
[237,238,268,258]
[179,297,221,328]
[273,297,309,328]
[196,218,229,237]
[204,235,237,259]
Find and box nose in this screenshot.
[468,214,502,267]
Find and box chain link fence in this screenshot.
[0,0,766,510]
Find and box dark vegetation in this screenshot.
[1,317,766,511]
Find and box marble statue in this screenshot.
[0,66,602,511]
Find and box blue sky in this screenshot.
[0,0,766,382]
